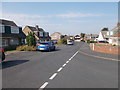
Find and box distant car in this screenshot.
[67,40,74,45]
[0,48,5,61]
[81,40,85,42]
[37,41,56,51]
[98,41,108,43]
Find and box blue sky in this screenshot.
[2,2,118,35]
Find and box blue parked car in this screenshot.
[37,41,56,51]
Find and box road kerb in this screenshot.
[79,50,119,61]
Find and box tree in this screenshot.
[80,33,85,38]
[26,32,36,46]
[101,28,109,31]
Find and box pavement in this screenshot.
[2,42,118,89]
[79,43,119,61]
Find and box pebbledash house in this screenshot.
[0,19,26,49]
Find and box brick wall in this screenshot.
[90,43,120,55]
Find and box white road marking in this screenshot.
[69,51,79,60]
[39,51,79,89]
[49,73,58,80]
[69,58,71,61]
[62,63,66,67]
[66,61,69,63]
[39,82,49,89]
[57,67,63,72]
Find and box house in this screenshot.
[107,23,120,45]
[50,32,62,41]
[74,35,81,42]
[96,29,108,41]
[23,25,51,42]
[0,19,26,49]
[85,34,98,41]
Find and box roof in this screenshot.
[100,31,108,38]
[112,23,120,30]
[0,19,18,27]
[109,23,120,37]
[27,26,44,32]
[50,32,62,36]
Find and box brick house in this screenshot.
[0,19,26,49]
[23,25,51,42]
[50,32,62,41]
[85,34,98,41]
[107,23,120,45]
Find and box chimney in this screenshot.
[36,25,39,31]
[35,25,39,37]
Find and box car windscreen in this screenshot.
[69,40,73,42]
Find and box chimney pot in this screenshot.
[36,25,39,31]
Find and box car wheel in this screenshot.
[48,48,51,52]
[53,47,55,51]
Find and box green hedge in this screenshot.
[87,40,97,43]
[4,45,18,52]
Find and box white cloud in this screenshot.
[68,20,90,23]
[56,12,104,18]
[2,13,49,27]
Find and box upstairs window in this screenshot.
[45,32,49,37]
[0,25,5,33]
[11,26,19,34]
[39,31,43,37]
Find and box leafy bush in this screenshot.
[4,45,18,51]
[87,40,90,43]
[112,44,116,46]
[60,38,67,44]
[26,32,36,46]
[16,45,36,51]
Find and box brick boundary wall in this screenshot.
[90,43,120,55]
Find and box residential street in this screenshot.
[2,42,118,89]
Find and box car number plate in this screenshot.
[40,48,44,50]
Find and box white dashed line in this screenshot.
[69,58,71,61]
[39,51,79,89]
[49,73,58,80]
[62,63,66,67]
[57,67,63,72]
[39,82,49,89]
[69,51,79,60]
[66,61,69,63]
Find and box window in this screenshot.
[110,31,113,35]
[11,26,19,33]
[0,39,8,46]
[10,39,19,45]
[0,25,5,33]
[39,31,43,37]
[45,32,48,37]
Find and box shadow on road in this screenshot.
[2,60,29,69]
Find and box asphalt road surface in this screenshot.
[2,42,118,89]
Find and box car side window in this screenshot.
[52,42,54,45]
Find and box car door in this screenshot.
[51,42,55,50]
